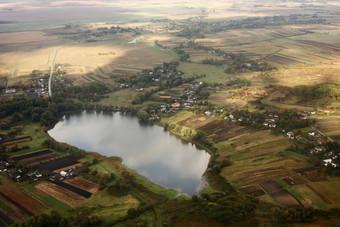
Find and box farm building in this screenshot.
[171,102,180,108]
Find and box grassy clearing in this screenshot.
[161,111,195,125]
[284,150,309,161]
[131,169,189,200]
[80,190,139,223]
[79,156,121,178]
[178,62,229,84]
[308,180,340,208]
[289,185,328,210]
[8,146,44,156]
[99,90,136,107]
[43,195,70,212]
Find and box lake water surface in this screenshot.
[48,112,210,196]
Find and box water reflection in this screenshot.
[48,112,210,196]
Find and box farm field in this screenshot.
[0,31,175,86]
[0,0,340,226]
[99,89,137,107]
[65,177,98,194]
[35,181,87,208]
[316,116,340,141]
[163,110,340,209]
[178,62,230,84]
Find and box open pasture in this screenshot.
[80,190,140,223]
[201,25,340,66]
[177,62,229,84]
[209,86,267,107]
[0,34,174,85]
[99,89,137,107]
[0,31,56,45]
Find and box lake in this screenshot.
[48,112,210,196]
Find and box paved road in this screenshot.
[48,49,60,97]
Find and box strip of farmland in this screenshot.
[50,181,92,198]
[65,177,98,193]
[3,136,31,144]
[17,153,58,165]
[11,149,52,161]
[35,182,86,208]
[0,192,34,216]
[0,210,13,225]
[36,156,79,171]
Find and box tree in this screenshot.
[137,109,149,122]
[32,113,40,122]
[11,112,22,123]
[40,110,57,128]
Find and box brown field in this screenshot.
[239,184,265,197]
[0,196,30,223]
[53,163,82,173]
[271,189,301,207]
[18,153,58,165]
[0,31,56,45]
[0,188,40,215]
[235,135,285,151]
[259,180,283,194]
[301,170,327,182]
[316,117,340,135]
[35,181,87,208]
[178,116,217,130]
[0,35,174,84]
[64,177,98,194]
[282,175,308,186]
[330,135,340,142]
[307,180,340,207]
[226,166,291,184]
[266,54,303,65]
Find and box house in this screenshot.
[323,159,338,167]
[310,149,318,155]
[60,171,68,177]
[5,88,16,94]
[35,171,42,178]
[287,131,295,139]
[308,132,316,136]
[205,111,211,116]
[315,146,323,152]
[269,123,276,128]
[159,96,173,100]
[171,102,180,108]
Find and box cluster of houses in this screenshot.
[49,168,81,181]
[0,158,43,182]
[18,78,49,97]
[0,157,82,183]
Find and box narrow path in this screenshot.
[312,126,334,142]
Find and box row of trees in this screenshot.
[291,83,340,100]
